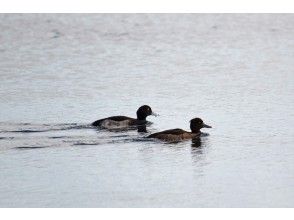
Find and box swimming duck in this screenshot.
[147,118,211,142]
[92,105,158,129]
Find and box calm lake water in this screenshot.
[0,14,294,207]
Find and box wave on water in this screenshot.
[15,146,49,150]
[0,122,93,133]
[0,122,152,151]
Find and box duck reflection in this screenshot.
[137,125,147,133]
[191,138,202,148]
[190,138,211,167]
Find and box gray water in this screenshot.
[0,14,294,207]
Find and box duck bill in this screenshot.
[151,112,159,117]
[203,123,212,128]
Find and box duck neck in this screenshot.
[137,115,147,121]
[191,129,201,134]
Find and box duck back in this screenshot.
[92,116,133,127]
[148,129,200,141]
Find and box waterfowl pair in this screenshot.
[92,105,211,141]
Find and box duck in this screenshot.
[92,105,158,130]
[147,118,211,142]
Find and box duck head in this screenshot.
[136,105,158,120]
[190,118,212,133]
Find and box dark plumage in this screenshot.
[147,118,211,142]
[92,105,157,129]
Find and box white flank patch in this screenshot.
[100,119,130,129]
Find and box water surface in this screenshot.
[0,14,294,207]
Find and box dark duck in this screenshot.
[147,118,211,142]
[92,105,158,130]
